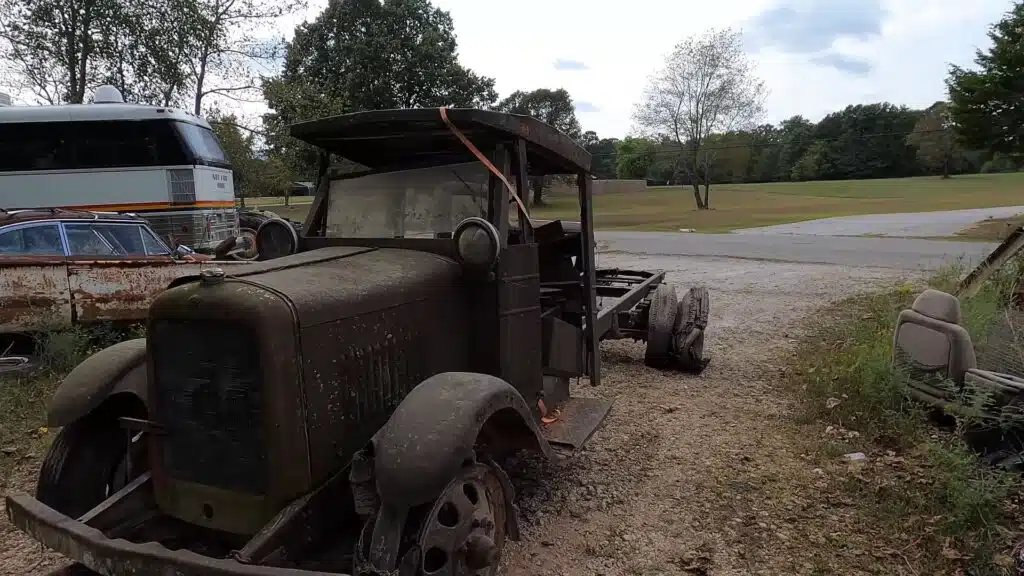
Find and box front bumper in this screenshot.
[5,494,345,576]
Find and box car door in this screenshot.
[0,222,73,333]
[64,221,198,323]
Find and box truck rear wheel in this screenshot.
[644,284,679,369]
[36,407,147,519]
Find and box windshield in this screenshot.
[325,162,490,238]
[175,121,228,165]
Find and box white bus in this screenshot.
[0,86,238,251]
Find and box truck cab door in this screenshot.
[64,221,191,324]
[0,222,73,333]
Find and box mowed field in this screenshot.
[253,172,1024,233]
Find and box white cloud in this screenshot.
[235,0,1013,139]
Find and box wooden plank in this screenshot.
[956,225,1024,298]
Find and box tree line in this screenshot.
[1,0,1021,209]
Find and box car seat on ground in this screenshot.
[892,288,977,387]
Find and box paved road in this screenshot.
[733,206,1024,237]
[596,231,997,271]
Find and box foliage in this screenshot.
[906,101,962,178]
[633,27,766,209]
[0,0,301,113]
[947,1,1024,158]
[581,132,619,180]
[496,87,582,204]
[790,267,1022,573]
[263,0,497,181]
[614,137,657,180]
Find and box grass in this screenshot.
[0,326,143,489]
[535,172,1024,232]
[253,173,1024,233]
[790,261,1024,574]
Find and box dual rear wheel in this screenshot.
[644,284,710,371]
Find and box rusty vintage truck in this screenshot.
[0,209,248,335]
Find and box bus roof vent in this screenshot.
[93,85,125,104]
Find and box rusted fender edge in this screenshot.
[5,494,342,576]
[372,372,554,509]
[47,338,148,428]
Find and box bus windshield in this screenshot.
[174,121,228,165]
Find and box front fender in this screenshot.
[46,338,148,428]
[372,372,553,508]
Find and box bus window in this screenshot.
[174,121,228,165]
[72,120,188,169]
[0,123,73,172]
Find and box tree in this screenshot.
[263,0,497,179]
[0,0,122,104]
[633,28,766,209]
[496,88,582,205]
[906,101,960,178]
[581,133,619,180]
[181,0,305,116]
[615,137,656,180]
[947,2,1024,158]
[0,0,299,113]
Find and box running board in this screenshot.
[541,397,613,450]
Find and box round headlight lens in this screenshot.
[453,217,499,269]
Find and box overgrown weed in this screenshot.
[791,259,1024,574]
[0,324,144,488]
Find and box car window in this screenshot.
[93,224,148,256]
[0,224,65,256]
[141,227,171,256]
[65,224,117,256]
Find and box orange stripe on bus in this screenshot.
[58,201,236,212]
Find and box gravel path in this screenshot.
[500,253,921,575]
[0,252,921,576]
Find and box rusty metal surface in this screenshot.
[4,493,344,576]
[0,256,72,332]
[0,253,252,333]
[0,209,151,226]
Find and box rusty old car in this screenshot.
[5,107,710,576]
[0,209,249,368]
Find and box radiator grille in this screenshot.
[152,320,267,494]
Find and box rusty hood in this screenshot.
[164,246,462,327]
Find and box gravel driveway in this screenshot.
[1,249,925,576]
[500,253,920,575]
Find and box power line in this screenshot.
[583,127,952,161]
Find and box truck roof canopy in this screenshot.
[289,108,592,176]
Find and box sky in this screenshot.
[252,0,1015,139]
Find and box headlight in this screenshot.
[255,217,299,261]
[453,217,500,270]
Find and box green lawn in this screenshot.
[535,172,1024,232]
[256,173,1024,232]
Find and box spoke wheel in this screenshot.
[418,461,509,576]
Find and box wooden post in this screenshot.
[578,171,601,387]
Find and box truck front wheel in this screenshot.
[36,405,147,519]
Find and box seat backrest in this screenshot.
[892,289,977,385]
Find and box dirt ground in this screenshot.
[0,253,918,576]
